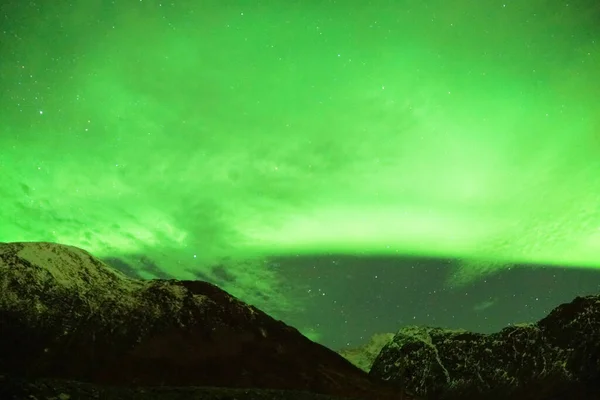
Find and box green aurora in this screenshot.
[1,0,600,315]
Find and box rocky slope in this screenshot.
[0,242,410,400]
[370,296,600,400]
[3,241,599,400]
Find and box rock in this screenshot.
[0,242,411,400]
[338,333,395,372]
[370,296,600,400]
[0,375,378,400]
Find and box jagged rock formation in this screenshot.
[338,333,395,372]
[370,296,600,400]
[0,242,411,400]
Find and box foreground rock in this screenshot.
[0,242,410,400]
[370,296,600,400]
[0,375,377,400]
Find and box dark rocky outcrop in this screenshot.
[0,242,411,400]
[370,296,600,400]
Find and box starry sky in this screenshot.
[1,0,600,349]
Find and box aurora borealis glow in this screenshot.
[1,0,600,347]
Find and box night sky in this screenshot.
[2,0,600,350]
